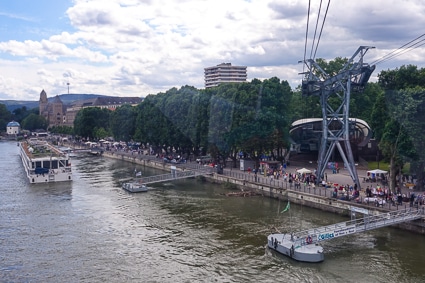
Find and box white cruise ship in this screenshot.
[20,138,72,183]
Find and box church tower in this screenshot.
[39,89,48,116]
[51,95,64,126]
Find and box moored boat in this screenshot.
[19,138,72,183]
[122,182,148,193]
[267,233,324,263]
[88,148,103,156]
[267,200,324,263]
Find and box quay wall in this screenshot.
[102,151,425,235]
[103,151,171,170]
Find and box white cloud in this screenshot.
[0,0,425,100]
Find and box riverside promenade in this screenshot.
[67,140,420,207]
[93,146,419,210]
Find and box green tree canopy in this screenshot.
[0,103,12,131]
[12,106,33,123]
[110,104,136,142]
[378,65,425,90]
[21,113,48,131]
[74,107,110,140]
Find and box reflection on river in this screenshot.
[1,141,425,282]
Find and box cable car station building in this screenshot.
[289,118,376,161]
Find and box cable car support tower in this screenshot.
[300,46,376,189]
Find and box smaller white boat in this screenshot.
[267,200,324,263]
[122,182,148,193]
[267,233,324,263]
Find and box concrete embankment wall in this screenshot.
[104,151,171,171]
[103,151,425,235]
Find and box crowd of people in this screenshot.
[251,161,425,209]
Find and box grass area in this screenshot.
[367,161,389,170]
[367,161,410,174]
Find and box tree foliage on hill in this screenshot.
[0,105,41,131]
[0,103,12,130]
[12,106,37,124]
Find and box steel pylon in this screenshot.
[300,46,375,189]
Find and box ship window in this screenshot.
[51,160,58,169]
[36,161,42,168]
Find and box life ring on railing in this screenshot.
[306,236,313,244]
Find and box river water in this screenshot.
[1,141,425,283]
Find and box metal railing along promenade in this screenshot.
[221,169,421,211]
[139,166,214,185]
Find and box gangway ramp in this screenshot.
[139,166,214,185]
[293,207,424,246]
[267,207,424,262]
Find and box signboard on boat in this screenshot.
[317,225,356,241]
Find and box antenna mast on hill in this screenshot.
[300,46,375,189]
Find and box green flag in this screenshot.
[281,201,290,213]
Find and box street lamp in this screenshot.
[67,82,70,95]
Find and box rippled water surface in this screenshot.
[1,141,425,282]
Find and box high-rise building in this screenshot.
[204,63,247,88]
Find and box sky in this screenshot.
[0,0,425,101]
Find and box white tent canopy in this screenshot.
[296,168,312,174]
[367,169,388,174]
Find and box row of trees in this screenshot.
[72,77,293,167]
[372,65,425,191]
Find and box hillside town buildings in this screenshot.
[39,90,143,128]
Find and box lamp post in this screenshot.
[67,82,70,95]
